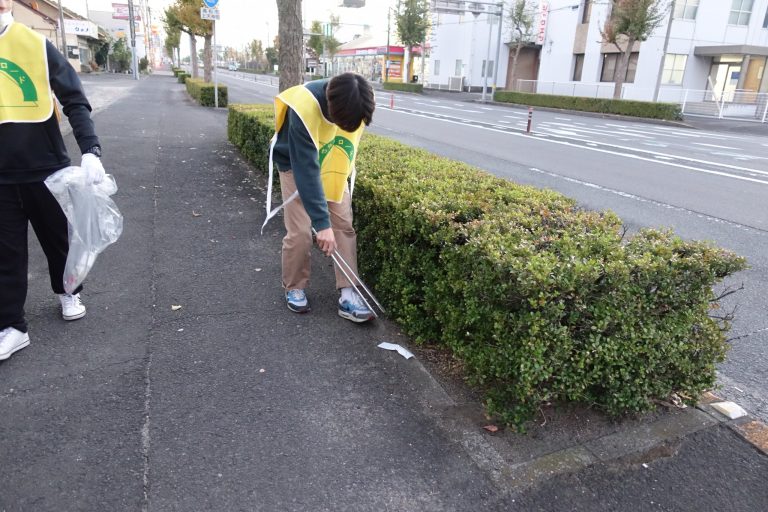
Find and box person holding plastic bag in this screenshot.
[0,0,106,361]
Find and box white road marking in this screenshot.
[654,156,674,160]
[527,167,762,232]
[384,108,768,185]
[430,105,481,113]
[543,122,642,139]
[555,117,572,121]
[694,143,739,150]
[504,112,527,117]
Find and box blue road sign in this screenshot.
[203,0,219,8]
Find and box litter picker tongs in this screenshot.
[312,228,386,318]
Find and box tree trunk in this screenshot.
[189,33,198,78]
[277,0,303,92]
[613,37,635,100]
[204,34,212,83]
[510,43,522,91]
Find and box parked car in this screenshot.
[227,63,239,71]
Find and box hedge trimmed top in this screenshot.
[494,91,683,121]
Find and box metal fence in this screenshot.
[513,79,768,123]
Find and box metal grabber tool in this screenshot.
[311,228,386,317]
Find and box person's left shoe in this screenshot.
[338,294,375,323]
[59,293,86,321]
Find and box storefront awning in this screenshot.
[694,45,768,57]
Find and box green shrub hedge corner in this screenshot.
[227,104,746,428]
[494,91,683,121]
[383,82,424,94]
[186,78,228,107]
[177,72,189,84]
[228,104,273,167]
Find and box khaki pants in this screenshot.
[279,170,358,291]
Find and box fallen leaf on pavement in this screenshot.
[483,425,499,433]
[192,211,202,217]
[171,305,182,311]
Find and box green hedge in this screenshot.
[185,78,228,107]
[383,82,424,94]
[228,104,273,166]
[177,72,189,84]
[227,104,746,427]
[494,91,683,121]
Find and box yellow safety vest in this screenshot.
[262,83,365,231]
[0,22,54,124]
[274,84,364,203]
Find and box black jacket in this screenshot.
[0,36,100,184]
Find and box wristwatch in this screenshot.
[85,145,102,158]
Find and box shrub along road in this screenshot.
[220,70,768,428]
[0,73,765,511]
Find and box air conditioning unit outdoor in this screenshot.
[448,76,464,92]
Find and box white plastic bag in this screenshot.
[44,166,123,294]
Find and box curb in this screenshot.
[499,391,768,492]
[475,99,695,129]
[698,391,768,456]
[410,348,768,494]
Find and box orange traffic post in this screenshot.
[390,93,394,109]
[526,106,534,133]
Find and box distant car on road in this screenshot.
[227,63,239,71]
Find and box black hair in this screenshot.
[326,72,375,132]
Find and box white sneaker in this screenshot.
[59,293,86,321]
[0,327,30,361]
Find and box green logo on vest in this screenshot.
[319,136,355,166]
[0,58,39,104]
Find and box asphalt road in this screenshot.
[218,70,768,425]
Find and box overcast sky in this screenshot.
[62,0,395,50]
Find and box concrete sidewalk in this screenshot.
[1,74,766,511]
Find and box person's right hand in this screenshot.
[315,228,337,257]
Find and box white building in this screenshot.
[536,0,768,103]
[428,2,511,91]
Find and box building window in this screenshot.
[661,54,688,84]
[729,0,753,25]
[600,52,639,83]
[674,0,699,20]
[481,60,494,77]
[434,60,440,76]
[573,54,584,81]
[455,59,462,76]
[581,0,592,24]
[763,7,768,27]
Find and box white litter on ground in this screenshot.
[711,401,748,420]
[378,342,414,360]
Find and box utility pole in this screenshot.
[385,8,390,82]
[127,0,139,79]
[491,2,503,98]
[653,0,676,102]
[57,0,67,55]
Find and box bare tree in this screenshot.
[601,0,668,99]
[507,0,535,91]
[277,0,303,91]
